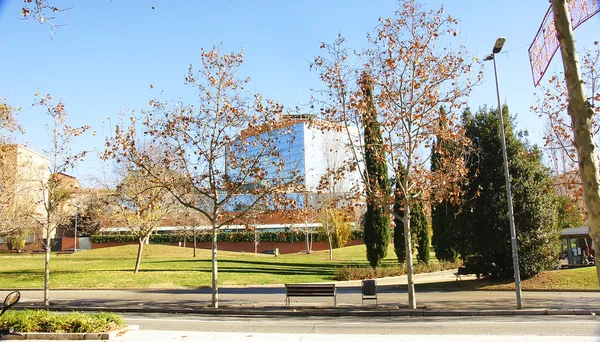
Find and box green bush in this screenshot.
[1,310,125,333]
[89,234,138,243]
[6,235,26,251]
[90,230,356,244]
[334,260,461,281]
[350,230,364,241]
[334,265,404,281]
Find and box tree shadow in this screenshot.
[413,277,515,291]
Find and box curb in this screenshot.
[27,305,598,317]
[0,325,138,340]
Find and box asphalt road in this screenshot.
[123,313,600,336]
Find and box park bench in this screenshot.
[454,267,481,281]
[285,284,337,308]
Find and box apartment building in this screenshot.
[0,144,51,248]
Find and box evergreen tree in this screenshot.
[430,106,462,262]
[413,201,430,264]
[393,164,429,264]
[393,172,414,264]
[360,71,390,268]
[393,178,406,264]
[458,105,559,278]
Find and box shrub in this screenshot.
[334,264,404,281]
[334,259,461,281]
[350,230,364,240]
[90,230,354,244]
[2,310,125,333]
[6,234,26,251]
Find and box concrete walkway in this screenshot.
[2,270,599,316]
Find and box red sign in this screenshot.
[529,0,600,87]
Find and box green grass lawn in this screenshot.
[1,244,598,290]
[0,244,402,289]
[415,266,599,291]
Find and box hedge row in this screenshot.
[3,310,125,333]
[90,230,364,244]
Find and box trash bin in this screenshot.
[274,248,279,256]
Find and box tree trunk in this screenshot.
[327,221,333,260]
[254,228,258,254]
[43,237,51,306]
[211,224,219,308]
[193,231,197,258]
[305,231,309,253]
[404,204,417,309]
[134,238,144,273]
[551,0,600,285]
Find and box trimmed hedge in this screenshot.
[334,260,462,281]
[2,310,125,333]
[90,230,365,244]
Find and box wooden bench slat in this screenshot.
[285,284,337,307]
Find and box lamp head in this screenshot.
[492,37,506,54]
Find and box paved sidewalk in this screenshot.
[2,270,599,316]
[109,331,600,342]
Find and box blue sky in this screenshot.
[1,0,599,185]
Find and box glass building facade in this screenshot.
[225,116,362,212]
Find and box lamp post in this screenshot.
[483,37,523,310]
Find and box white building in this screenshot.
[227,114,362,211]
[0,144,51,246]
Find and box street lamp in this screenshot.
[484,37,523,310]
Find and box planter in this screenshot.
[0,326,137,340]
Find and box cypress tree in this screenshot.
[393,168,411,264]
[394,193,429,264]
[360,71,390,268]
[430,106,461,262]
[458,105,559,278]
[413,201,430,264]
[393,164,412,264]
[393,179,406,264]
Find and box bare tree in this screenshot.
[312,0,479,309]
[33,93,89,306]
[0,101,21,140]
[111,168,173,273]
[105,46,302,308]
[533,41,600,208]
[174,207,209,257]
[20,0,73,32]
